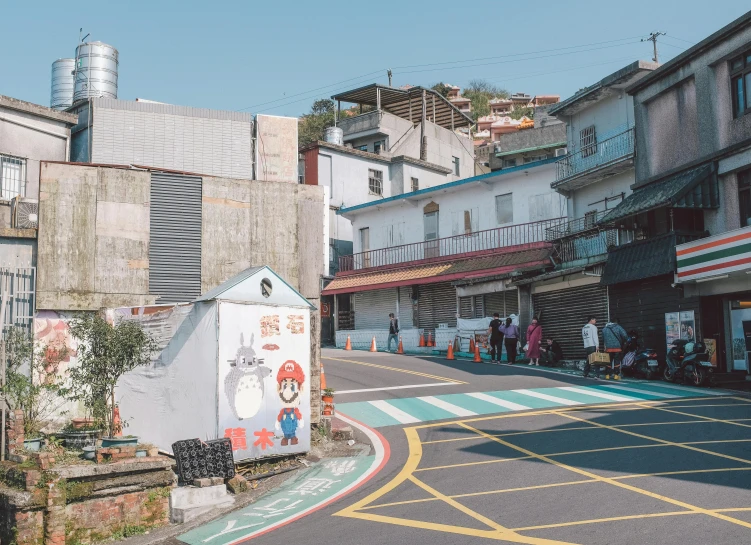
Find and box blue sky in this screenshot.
[2,1,749,116]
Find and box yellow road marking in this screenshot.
[323,356,466,384]
[512,510,694,531]
[459,421,751,530]
[641,403,751,429]
[616,467,751,480]
[558,411,751,465]
[421,426,597,445]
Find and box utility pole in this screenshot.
[642,31,666,63]
[387,69,392,87]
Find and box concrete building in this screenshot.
[321,159,567,351]
[301,84,474,278]
[489,123,567,172]
[36,161,327,419]
[0,95,77,331]
[68,98,255,180]
[504,61,657,361]
[601,10,751,377]
[446,85,472,114]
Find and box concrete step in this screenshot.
[170,484,235,523]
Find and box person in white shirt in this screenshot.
[582,316,598,378]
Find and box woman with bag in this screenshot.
[525,317,543,366]
[500,318,519,364]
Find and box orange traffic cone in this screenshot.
[320,362,327,390]
[345,335,352,351]
[447,342,455,360]
[370,336,377,352]
[419,333,426,347]
[474,344,482,363]
[427,332,434,347]
[397,337,404,354]
[469,337,476,353]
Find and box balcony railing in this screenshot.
[339,217,566,272]
[545,210,612,241]
[555,128,634,184]
[555,228,621,265]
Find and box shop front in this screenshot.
[677,225,751,376]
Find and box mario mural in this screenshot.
[275,360,305,446]
[217,302,311,460]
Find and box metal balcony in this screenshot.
[545,210,612,241]
[338,217,566,273]
[554,128,634,191]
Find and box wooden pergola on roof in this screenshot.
[332,84,474,129]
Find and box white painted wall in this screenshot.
[563,93,635,151]
[569,169,634,219]
[347,162,566,254]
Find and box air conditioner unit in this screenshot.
[555,148,567,157]
[12,198,39,229]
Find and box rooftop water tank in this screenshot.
[323,126,343,146]
[50,58,75,110]
[73,41,119,102]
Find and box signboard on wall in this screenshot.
[218,301,311,460]
[665,311,696,353]
[255,114,298,183]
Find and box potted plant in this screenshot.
[68,315,157,449]
[59,421,101,449]
[1,327,68,453]
[322,387,335,416]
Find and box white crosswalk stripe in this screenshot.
[418,396,477,417]
[466,392,531,411]
[559,386,637,402]
[514,389,582,406]
[598,384,679,399]
[367,400,420,424]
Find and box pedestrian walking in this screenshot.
[540,338,563,366]
[500,317,520,364]
[582,315,598,377]
[603,318,629,372]
[387,313,399,352]
[525,317,543,366]
[488,312,504,363]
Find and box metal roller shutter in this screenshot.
[505,290,519,316]
[354,288,397,330]
[482,290,519,318]
[473,296,484,318]
[532,284,608,361]
[149,172,202,303]
[417,282,457,331]
[459,297,472,318]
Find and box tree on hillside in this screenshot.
[430,83,452,98]
[298,99,336,149]
[509,106,534,120]
[462,79,510,121]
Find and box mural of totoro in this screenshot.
[217,301,311,458]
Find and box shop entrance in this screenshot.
[730,297,751,372]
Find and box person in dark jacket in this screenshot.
[603,318,629,371]
[540,338,563,366]
[488,313,504,363]
[388,313,399,352]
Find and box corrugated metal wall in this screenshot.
[354,288,398,330]
[609,275,701,361]
[149,172,203,303]
[459,290,519,319]
[532,284,608,361]
[398,286,415,328]
[418,282,457,331]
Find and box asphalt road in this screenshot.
[218,349,751,545]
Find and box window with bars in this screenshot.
[411,177,419,192]
[453,156,460,176]
[580,125,597,158]
[731,49,751,118]
[368,169,383,195]
[1,154,27,200]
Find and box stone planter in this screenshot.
[23,438,42,452]
[82,446,97,460]
[62,430,100,449]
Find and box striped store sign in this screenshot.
[676,225,751,282]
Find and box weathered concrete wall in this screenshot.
[37,163,153,310]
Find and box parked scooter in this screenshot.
[664,339,713,386]
[620,334,661,380]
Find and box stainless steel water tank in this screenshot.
[324,126,343,145]
[73,41,119,102]
[50,58,75,110]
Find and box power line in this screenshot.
[665,35,695,44]
[483,55,642,85]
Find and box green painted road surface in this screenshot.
[336,381,720,427]
[178,456,374,545]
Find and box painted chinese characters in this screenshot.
[224,428,247,451]
[286,315,304,335]
[253,428,275,450]
[260,315,280,338]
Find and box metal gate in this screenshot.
[459,290,519,319]
[0,267,35,338]
[354,288,398,330]
[149,173,203,303]
[532,284,608,361]
[417,282,457,331]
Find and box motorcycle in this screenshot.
[664,339,713,386]
[620,335,661,380]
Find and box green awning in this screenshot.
[599,163,718,224]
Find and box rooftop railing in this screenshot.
[338,217,566,272]
[545,210,612,240]
[555,128,634,184]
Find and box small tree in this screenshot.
[68,315,157,438]
[1,326,69,438]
